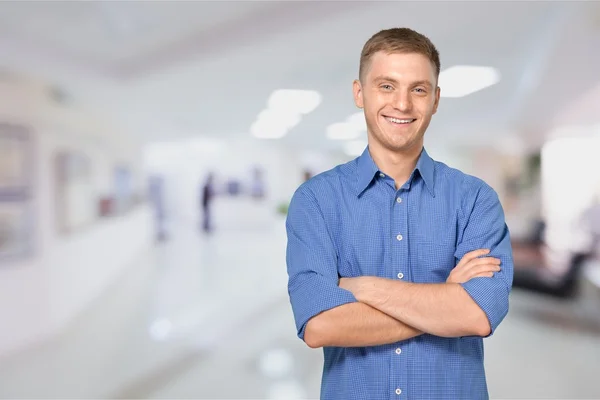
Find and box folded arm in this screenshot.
[305,301,422,348]
[286,187,421,348]
[341,181,514,338]
[343,278,489,337]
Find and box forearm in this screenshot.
[358,278,490,337]
[304,302,422,348]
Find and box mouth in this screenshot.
[383,116,417,125]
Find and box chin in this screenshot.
[386,138,421,153]
[381,142,409,153]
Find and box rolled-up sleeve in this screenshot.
[286,185,357,340]
[456,182,514,336]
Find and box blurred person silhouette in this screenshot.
[200,172,215,233]
[250,166,266,199]
[285,28,513,400]
[302,168,313,182]
[148,175,168,241]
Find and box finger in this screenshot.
[465,257,501,270]
[456,256,499,272]
[466,249,491,259]
[472,271,495,278]
[471,264,501,276]
[475,257,501,266]
[463,263,501,278]
[452,264,499,283]
[458,249,490,266]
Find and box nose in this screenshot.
[394,90,413,113]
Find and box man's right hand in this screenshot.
[446,249,501,284]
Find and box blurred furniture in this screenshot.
[511,219,592,298]
[511,220,546,270]
[513,252,589,299]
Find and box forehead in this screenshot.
[366,51,436,83]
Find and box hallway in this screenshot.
[0,200,599,399]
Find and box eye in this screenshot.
[380,84,394,91]
[413,87,427,94]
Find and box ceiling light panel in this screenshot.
[438,65,500,98]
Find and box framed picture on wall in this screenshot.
[0,201,33,263]
[0,123,32,199]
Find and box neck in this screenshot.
[369,142,423,190]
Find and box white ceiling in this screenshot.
[1,1,599,153]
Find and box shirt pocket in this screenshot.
[415,241,457,283]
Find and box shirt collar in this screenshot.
[355,145,435,197]
[355,146,380,196]
[415,147,435,197]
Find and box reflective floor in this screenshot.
[0,199,599,399]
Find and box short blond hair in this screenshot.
[359,28,441,82]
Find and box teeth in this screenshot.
[387,117,413,124]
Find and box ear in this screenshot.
[432,86,441,114]
[353,79,364,109]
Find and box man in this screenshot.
[285,28,513,399]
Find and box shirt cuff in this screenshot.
[460,277,509,336]
[289,272,358,340]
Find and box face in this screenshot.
[353,51,440,156]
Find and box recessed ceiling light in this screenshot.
[251,121,292,139]
[326,111,367,141]
[438,65,500,98]
[267,89,322,114]
[256,109,301,129]
[346,111,367,131]
[251,89,321,139]
[251,109,301,139]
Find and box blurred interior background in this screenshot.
[1,1,600,399]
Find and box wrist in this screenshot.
[358,277,388,306]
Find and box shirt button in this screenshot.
[396,234,403,241]
[396,388,402,395]
[379,173,385,178]
[395,348,402,354]
[397,272,404,279]
[396,197,402,203]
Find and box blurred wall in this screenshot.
[0,74,152,357]
[542,132,600,253]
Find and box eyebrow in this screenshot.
[411,80,435,89]
[372,76,434,89]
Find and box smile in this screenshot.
[384,116,416,125]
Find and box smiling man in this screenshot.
[285,28,514,399]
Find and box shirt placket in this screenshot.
[390,184,410,399]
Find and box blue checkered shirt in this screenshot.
[285,146,513,400]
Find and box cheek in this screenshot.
[364,103,380,119]
[417,101,436,117]
[366,91,389,105]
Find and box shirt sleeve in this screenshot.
[456,181,514,336]
[285,185,358,340]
